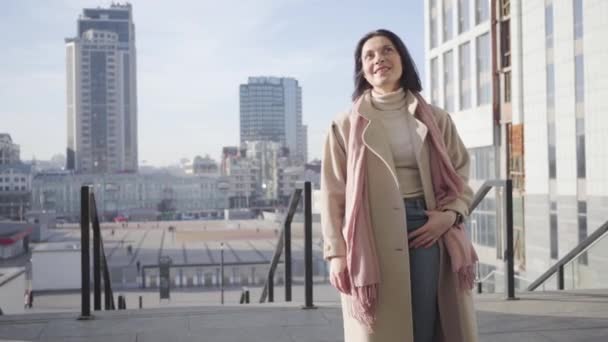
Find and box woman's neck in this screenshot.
[370,87,406,111]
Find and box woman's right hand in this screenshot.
[329,256,351,294]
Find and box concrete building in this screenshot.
[239,77,308,164]
[192,156,219,175]
[521,0,608,286]
[425,0,503,279]
[244,140,289,202]
[65,3,138,173]
[220,155,260,208]
[31,242,81,291]
[0,134,20,165]
[425,0,608,289]
[0,135,32,220]
[30,171,228,221]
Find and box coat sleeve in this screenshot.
[320,122,348,260]
[440,113,474,217]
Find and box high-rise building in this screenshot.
[65,3,138,174]
[425,0,502,279]
[0,134,20,165]
[425,0,608,288]
[239,77,307,164]
[0,134,32,220]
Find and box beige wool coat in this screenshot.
[320,90,478,342]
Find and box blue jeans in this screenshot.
[405,197,439,342]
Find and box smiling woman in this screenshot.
[321,29,478,342]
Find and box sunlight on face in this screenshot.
[361,36,403,95]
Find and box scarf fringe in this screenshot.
[348,284,378,333]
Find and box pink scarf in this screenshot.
[335,91,478,331]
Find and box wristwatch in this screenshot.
[444,209,464,225]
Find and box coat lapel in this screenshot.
[361,119,400,188]
[355,89,434,204]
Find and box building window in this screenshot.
[575,55,585,103]
[576,122,586,180]
[501,0,511,17]
[458,0,470,33]
[504,71,512,103]
[476,33,491,105]
[501,20,511,68]
[443,50,454,112]
[459,42,471,110]
[476,0,489,24]
[430,0,439,48]
[469,146,495,180]
[546,63,555,110]
[431,57,439,106]
[443,0,454,42]
[550,213,558,259]
[545,3,554,49]
[467,196,497,247]
[574,0,583,39]
[548,124,556,179]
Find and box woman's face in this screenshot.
[361,35,403,94]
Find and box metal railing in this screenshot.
[476,270,531,294]
[527,219,608,291]
[79,186,115,320]
[468,179,517,300]
[259,181,316,309]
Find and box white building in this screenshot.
[221,155,260,208]
[65,3,138,173]
[31,242,81,291]
[521,0,608,286]
[425,0,608,289]
[425,0,503,278]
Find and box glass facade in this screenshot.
[476,0,489,25]
[443,0,454,42]
[476,33,491,105]
[431,57,439,106]
[443,50,454,112]
[458,0,470,33]
[430,0,438,48]
[459,42,471,110]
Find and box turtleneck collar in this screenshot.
[370,87,407,111]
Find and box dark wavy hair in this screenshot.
[352,29,422,101]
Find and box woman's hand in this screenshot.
[408,210,457,249]
[329,256,351,294]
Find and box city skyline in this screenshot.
[0,0,425,167]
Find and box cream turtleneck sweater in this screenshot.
[366,88,424,198]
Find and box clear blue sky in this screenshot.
[0,0,425,166]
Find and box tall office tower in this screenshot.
[66,3,138,173]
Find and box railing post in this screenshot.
[504,179,517,300]
[268,273,274,302]
[303,181,316,310]
[220,243,225,305]
[91,193,101,311]
[285,213,292,302]
[558,265,565,290]
[79,186,92,320]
